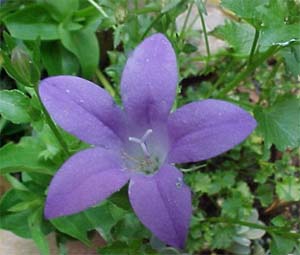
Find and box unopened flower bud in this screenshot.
[11,47,40,86]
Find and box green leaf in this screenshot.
[211,224,235,249]
[0,211,32,238]
[42,0,79,21]
[270,234,295,255]
[8,199,42,212]
[0,137,56,175]
[59,27,99,78]
[28,207,50,255]
[212,20,255,56]
[3,5,59,40]
[256,184,273,206]
[41,41,79,76]
[161,0,183,13]
[51,201,126,244]
[260,24,300,51]
[276,176,300,202]
[221,0,268,27]
[281,44,300,77]
[254,95,300,151]
[0,90,31,124]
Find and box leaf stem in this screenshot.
[248,29,260,65]
[34,88,70,157]
[180,3,194,40]
[95,69,116,98]
[217,46,280,98]
[207,217,300,239]
[141,12,164,39]
[87,0,117,29]
[197,2,211,58]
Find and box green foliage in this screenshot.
[255,95,300,151]
[1,0,300,254]
[0,90,31,124]
[0,137,57,175]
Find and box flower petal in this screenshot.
[120,33,178,126]
[44,147,129,219]
[167,99,257,163]
[39,75,125,148]
[129,165,191,248]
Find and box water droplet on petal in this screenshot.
[65,89,70,93]
[79,99,84,103]
[146,58,150,63]
[176,177,183,188]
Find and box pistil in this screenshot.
[128,129,153,157]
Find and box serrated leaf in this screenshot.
[221,0,268,27]
[254,95,300,151]
[0,90,31,124]
[276,176,300,202]
[212,20,255,56]
[0,137,56,175]
[212,224,235,249]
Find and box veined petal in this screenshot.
[129,165,191,248]
[44,147,129,219]
[39,75,125,148]
[167,99,257,163]
[120,33,177,127]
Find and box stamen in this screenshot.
[128,129,153,157]
[141,129,153,142]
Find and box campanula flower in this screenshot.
[39,33,256,248]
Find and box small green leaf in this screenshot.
[212,20,255,56]
[270,234,295,255]
[211,224,235,249]
[41,41,79,76]
[0,137,56,175]
[276,176,300,202]
[59,26,99,78]
[0,90,31,124]
[3,5,59,40]
[51,201,126,244]
[254,95,300,151]
[0,211,32,238]
[221,0,268,28]
[281,44,300,77]
[42,0,79,21]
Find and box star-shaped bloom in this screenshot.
[39,33,256,248]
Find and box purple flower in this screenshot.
[39,33,256,248]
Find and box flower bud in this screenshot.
[11,47,40,86]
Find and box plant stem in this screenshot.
[87,0,117,30]
[180,3,193,40]
[141,12,164,39]
[95,69,116,98]
[248,29,260,65]
[207,217,300,239]
[34,88,70,157]
[87,0,108,18]
[197,3,210,59]
[217,46,280,98]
